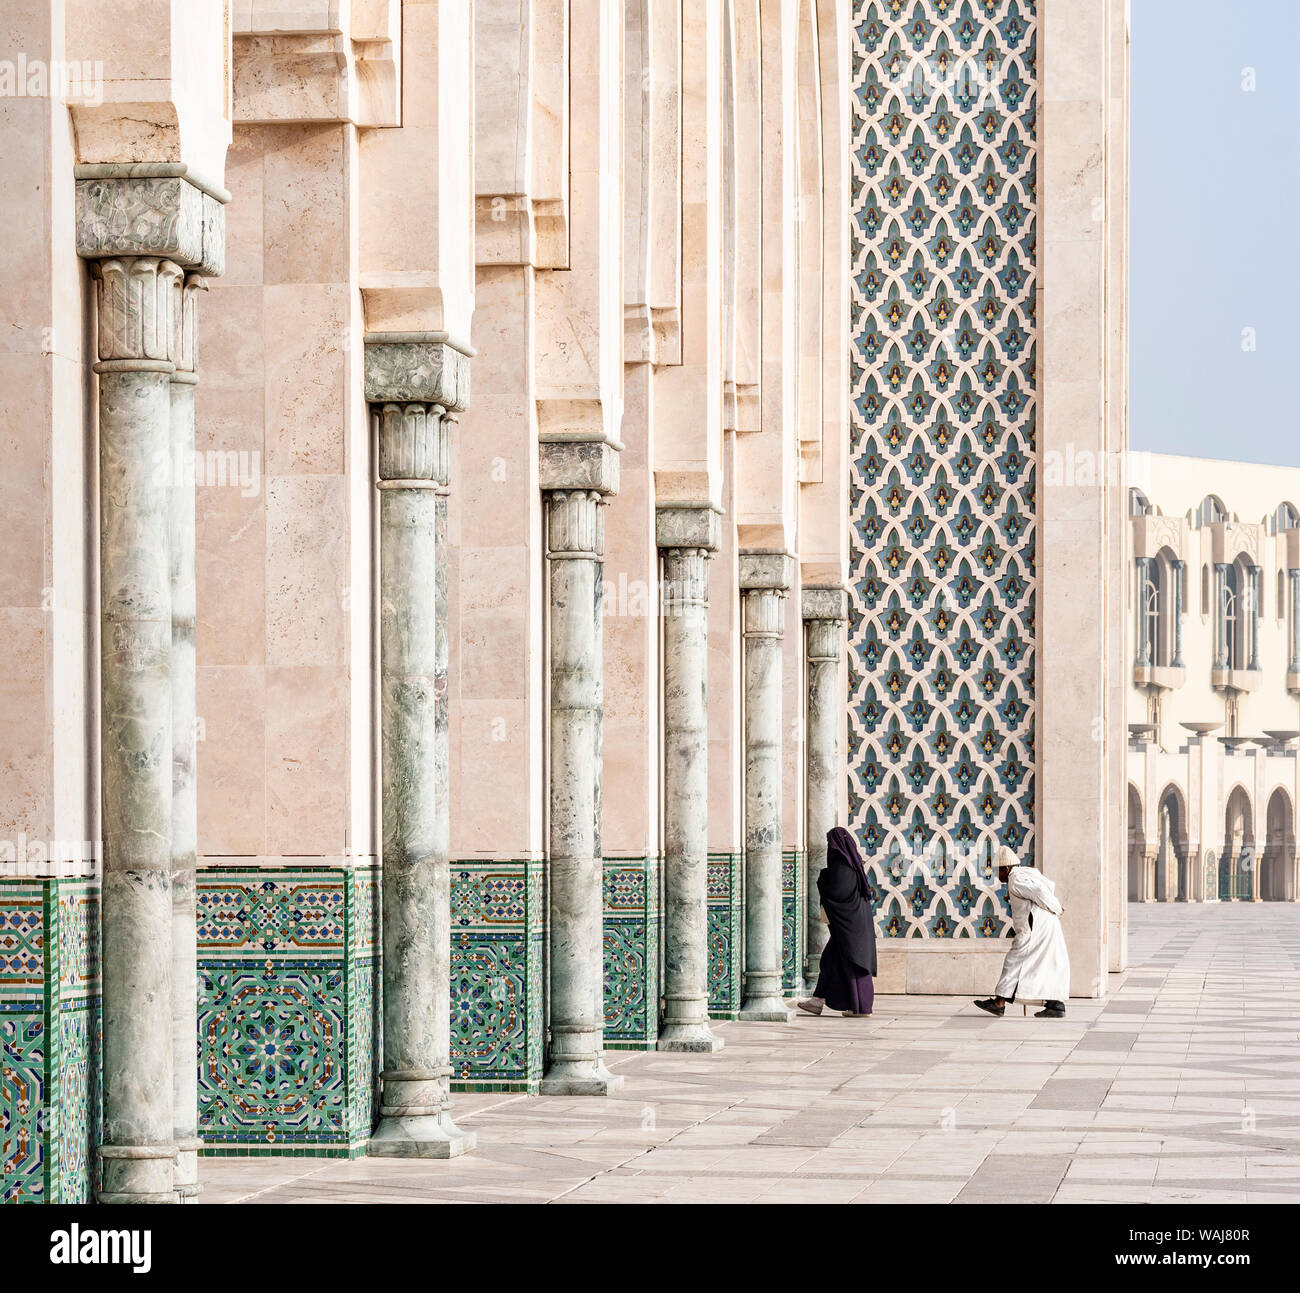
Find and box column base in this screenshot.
[656,1021,724,1053]
[802,956,822,988]
[738,995,796,1023]
[97,1144,179,1204]
[539,1060,624,1096]
[369,1112,476,1159]
[175,1136,203,1201]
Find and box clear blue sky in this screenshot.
[1131,0,1300,466]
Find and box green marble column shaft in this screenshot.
[802,588,847,989]
[370,403,472,1158]
[738,553,795,1023]
[540,489,623,1094]
[95,256,182,1204]
[656,507,722,1052]
[364,335,473,1158]
[77,169,227,1205]
[169,275,202,1201]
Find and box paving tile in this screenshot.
[198,906,1300,1205]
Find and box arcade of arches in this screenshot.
[0,0,1131,1205]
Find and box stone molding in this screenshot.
[364,334,471,411]
[801,585,847,622]
[656,504,721,553]
[75,174,226,278]
[738,550,794,592]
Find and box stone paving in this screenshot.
[199,905,1300,1203]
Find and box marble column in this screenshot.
[1141,848,1158,903]
[802,588,847,988]
[1213,563,1228,668]
[1135,556,1151,666]
[540,441,622,1094]
[366,335,474,1157]
[169,275,203,1201]
[656,506,723,1053]
[1249,565,1262,670]
[738,553,795,1022]
[1171,559,1185,667]
[76,171,225,1204]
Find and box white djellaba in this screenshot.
[993,847,1071,1004]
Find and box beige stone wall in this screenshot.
[197,120,370,862]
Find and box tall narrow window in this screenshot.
[1145,562,1164,667]
[1223,567,1240,671]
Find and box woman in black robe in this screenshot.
[797,827,877,1017]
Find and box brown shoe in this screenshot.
[795,998,824,1016]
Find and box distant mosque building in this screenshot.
[1127,452,1300,903]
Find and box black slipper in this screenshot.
[1034,1007,1065,1018]
[974,998,1005,1017]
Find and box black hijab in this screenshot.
[817,827,877,976]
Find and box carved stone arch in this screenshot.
[1263,786,1295,901]
[1221,784,1255,901]
[1155,781,1189,901]
[1127,782,1148,902]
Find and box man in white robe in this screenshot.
[974,846,1071,1018]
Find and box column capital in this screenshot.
[75,172,226,276]
[90,256,184,368]
[539,440,620,497]
[364,333,471,411]
[546,489,604,558]
[801,585,847,622]
[375,402,450,486]
[739,550,794,592]
[656,504,721,552]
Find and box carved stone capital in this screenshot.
[375,402,450,485]
[92,257,184,367]
[546,490,604,559]
[364,334,471,410]
[742,585,786,638]
[805,616,843,663]
[539,440,620,497]
[75,173,226,277]
[662,547,711,609]
[738,551,794,592]
[801,586,847,623]
[173,276,205,377]
[656,504,721,553]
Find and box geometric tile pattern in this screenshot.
[848,0,1037,938]
[0,878,101,1203]
[782,850,806,992]
[196,865,379,1157]
[706,854,744,1019]
[450,860,544,1092]
[603,856,661,1050]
